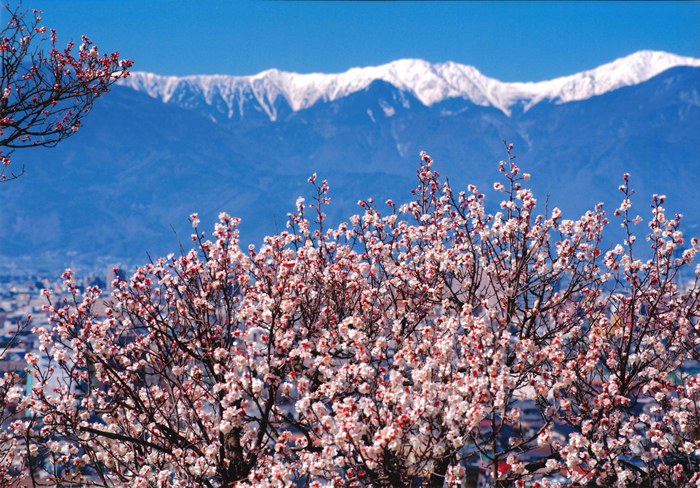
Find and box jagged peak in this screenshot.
[120,50,700,118]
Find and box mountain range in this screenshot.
[123,50,700,117]
[1,50,698,276]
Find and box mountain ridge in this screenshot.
[120,50,700,118]
[1,64,697,275]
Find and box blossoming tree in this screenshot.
[0,3,133,182]
[0,317,31,485]
[9,143,700,487]
[0,2,131,485]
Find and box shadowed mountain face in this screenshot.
[0,66,698,275]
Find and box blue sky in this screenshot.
[14,1,700,81]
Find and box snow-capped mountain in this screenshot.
[1,53,698,275]
[121,50,700,118]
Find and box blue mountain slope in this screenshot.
[0,67,697,274]
[515,66,699,226]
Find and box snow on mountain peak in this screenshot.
[120,50,700,119]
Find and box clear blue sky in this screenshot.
[13,1,700,82]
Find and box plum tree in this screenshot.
[11,143,700,487]
[0,3,132,182]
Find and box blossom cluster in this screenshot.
[0,4,133,182]
[2,143,699,487]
